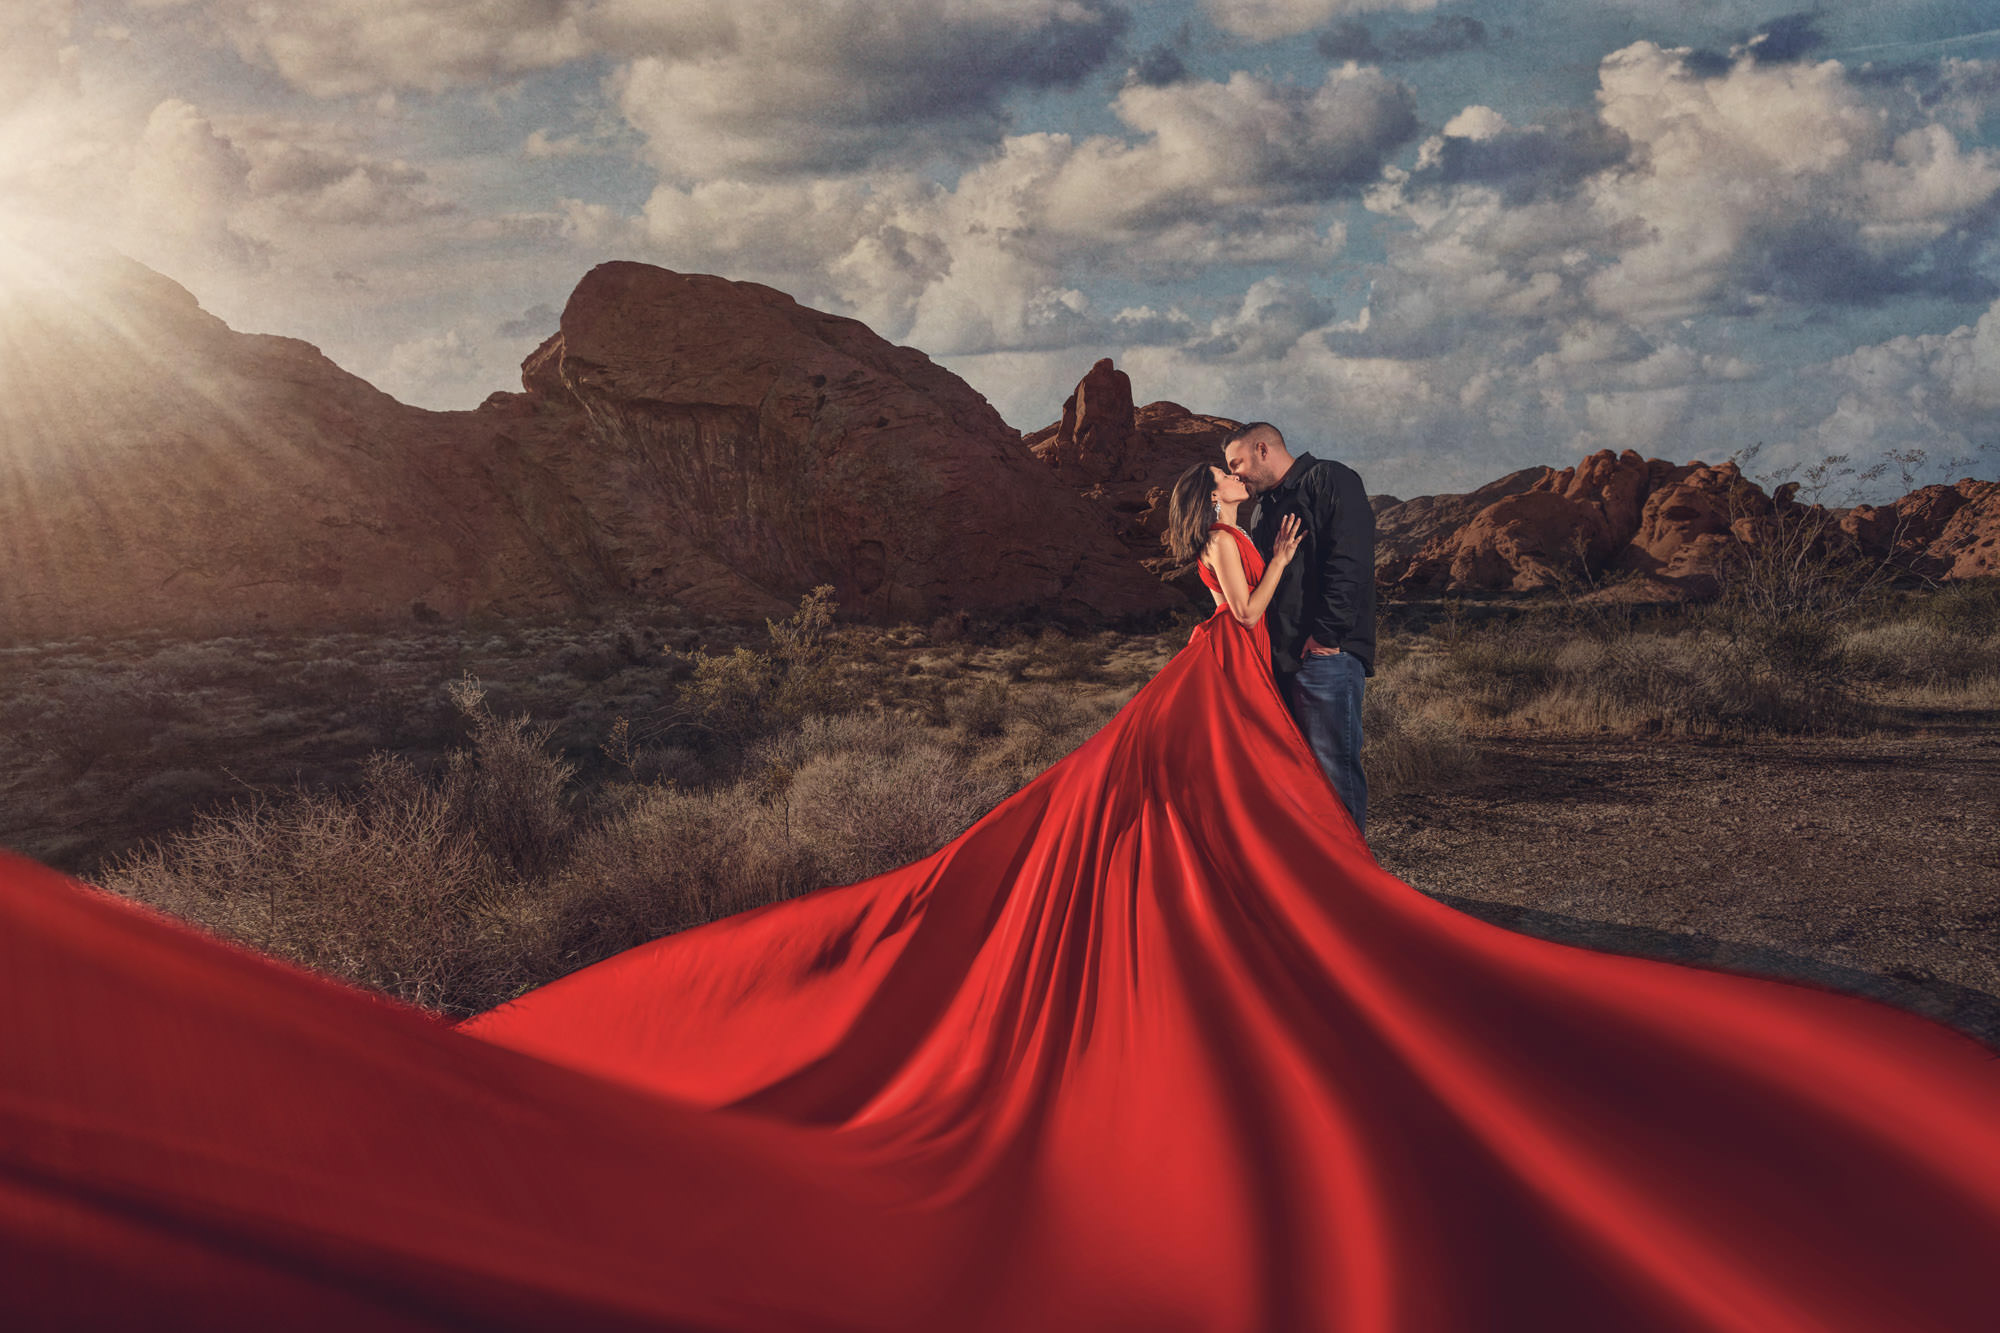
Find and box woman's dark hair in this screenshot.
[1163,461,1218,569]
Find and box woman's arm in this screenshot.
[1201,520,1301,628]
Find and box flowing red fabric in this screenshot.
[7,522,2000,1330]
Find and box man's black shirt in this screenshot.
[1246,453,1377,679]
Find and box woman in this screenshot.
[4,465,2000,1330]
[1164,459,1305,633]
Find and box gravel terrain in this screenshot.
[1370,719,2000,1052]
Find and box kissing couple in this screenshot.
[1164,420,1377,835]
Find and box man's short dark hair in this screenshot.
[1223,421,1284,450]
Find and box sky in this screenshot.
[4,1,2000,501]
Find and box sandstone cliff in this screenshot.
[0,259,1174,644]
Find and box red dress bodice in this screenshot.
[1196,522,1265,594]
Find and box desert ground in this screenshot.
[3,584,1995,1046]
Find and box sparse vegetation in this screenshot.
[5,566,1994,1018]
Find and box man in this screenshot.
[1222,422,1376,836]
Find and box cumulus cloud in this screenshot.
[1800,301,2000,469]
[1317,15,1487,63]
[636,66,1408,355]
[124,99,268,271]
[185,0,592,97]
[0,0,79,116]
[1203,0,1437,43]
[373,326,491,406]
[1585,42,2000,318]
[608,0,1128,179]
[1188,277,1336,360]
[139,2,1132,181]
[232,129,456,225]
[1125,44,1192,88]
[1353,42,2000,359]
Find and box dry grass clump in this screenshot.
[1361,678,1481,798]
[1364,579,1999,739]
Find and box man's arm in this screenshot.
[1307,464,1370,652]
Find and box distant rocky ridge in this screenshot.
[1028,359,1999,600]
[0,259,1172,644]
[6,265,1994,647]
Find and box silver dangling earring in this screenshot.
[1212,500,1221,521]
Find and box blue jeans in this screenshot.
[1281,651,1367,837]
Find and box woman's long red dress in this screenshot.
[5,523,2000,1331]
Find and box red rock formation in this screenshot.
[0,258,1174,644]
[512,263,1173,623]
[1370,467,1553,578]
[0,254,507,644]
[1387,452,1780,597]
[1617,460,1771,594]
[1024,364,1242,584]
[1926,479,2000,580]
[1031,358,1136,485]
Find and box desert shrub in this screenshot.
[1439,629,1560,719]
[1362,679,1481,797]
[962,683,1129,786]
[782,742,1013,887]
[437,674,579,879]
[1920,580,2000,638]
[291,657,377,706]
[646,588,853,748]
[953,678,1014,737]
[749,710,932,773]
[928,610,972,643]
[1843,621,2000,688]
[556,641,623,682]
[1030,626,1103,681]
[95,675,584,1014]
[1594,631,1862,737]
[96,767,529,1015]
[766,583,837,661]
[681,646,778,739]
[25,671,194,772]
[527,787,822,978]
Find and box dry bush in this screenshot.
[960,683,1128,788]
[953,678,1014,737]
[438,674,579,879]
[1918,580,2000,638]
[525,786,823,982]
[783,742,1015,886]
[1438,631,1560,720]
[643,587,852,749]
[95,766,532,1015]
[94,674,584,1014]
[1843,621,2000,689]
[1361,677,1481,797]
[289,657,378,708]
[1029,626,1103,681]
